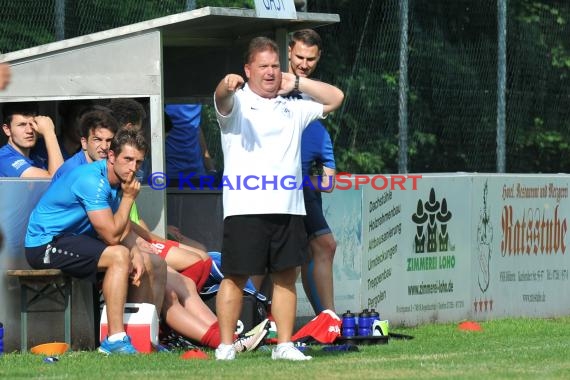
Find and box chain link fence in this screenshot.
[310,0,570,174]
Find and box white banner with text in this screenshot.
[299,174,570,325]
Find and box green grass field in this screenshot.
[1,317,569,379]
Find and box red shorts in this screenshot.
[150,239,179,259]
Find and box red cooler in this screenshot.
[100,303,159,353]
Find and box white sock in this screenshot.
[108,332,127,342]
[276,342,294,350]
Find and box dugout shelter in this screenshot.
[0,6,339,351]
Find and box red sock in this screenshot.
[180,261,204,284]
[200,321,238,348]
[200,322,221,348]
[195,257,213,292]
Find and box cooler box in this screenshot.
[99,303,159,353]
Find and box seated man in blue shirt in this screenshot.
[53,107,117,181]
[0,102,64,178]
[25,128,167,355]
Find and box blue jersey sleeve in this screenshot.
[0,145,37,177]
[319,122,336,170]
[301,120,336,176]
[0,157,32,177]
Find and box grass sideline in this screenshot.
[1,317,569,379]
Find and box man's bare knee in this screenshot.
[99,245,131,270]
[313,234,337,259]
[271,267,298,288]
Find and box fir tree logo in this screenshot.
[411,188,453,253]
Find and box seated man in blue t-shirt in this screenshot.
[52,107,117,181]
[0,102,64,178]
[25,128,167,355]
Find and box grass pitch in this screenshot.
[1,317,568,379]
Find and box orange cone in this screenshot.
[458,321,482,331]
[180,348,209,360]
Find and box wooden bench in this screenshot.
[6,269,72,352]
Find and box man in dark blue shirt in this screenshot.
[290,29,338,315]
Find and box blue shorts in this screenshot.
[221,214,308,276]
[25,234,107,283]
[303,188,332,240]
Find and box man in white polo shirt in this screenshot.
[213,36,344,361]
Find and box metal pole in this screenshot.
[398,0,409,174]
[55,0,65,41]
[496,0,507,173]
[276,28,289,71]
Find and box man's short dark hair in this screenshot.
[244,37,279,65]
[2,102,39,125]
[79,108,119,139]
[289,29,323,52]
[107,98,146,127]
[110,128,148,157]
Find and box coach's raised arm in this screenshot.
[279,72,344,115]
[214,70,343,117]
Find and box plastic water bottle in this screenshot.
[341,311,356,337]
[0,322,4,355]
[369,309,380,330]
[358,309,371,336]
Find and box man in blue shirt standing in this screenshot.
[289,29,338,315]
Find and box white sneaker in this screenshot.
[215,343,236,360]
[271,342,313,361]
[233,325,268,352]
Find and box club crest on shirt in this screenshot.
[281,106,292,119]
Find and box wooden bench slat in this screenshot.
[7,269,64,277]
